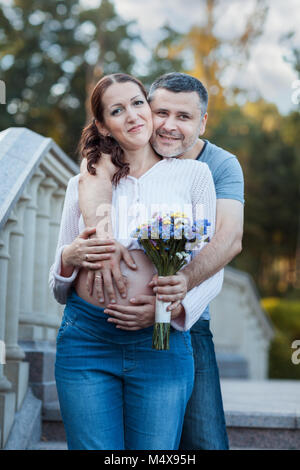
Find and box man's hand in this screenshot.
[86,241,137,303]
[181,199,243,291]
[103,294,184,331]
[148,272,188,311]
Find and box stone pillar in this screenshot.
[18,170,44,341]
[0,229,16,448]
[3,200,30,412]
[33,175,57,340]
[0,233,13,392]
[0,391,16,449]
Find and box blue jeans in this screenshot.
[55,290,194,450]
[179,319,229,450]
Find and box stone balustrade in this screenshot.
[0,127,78,448]
[210,266,275,380]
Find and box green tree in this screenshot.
[138,25,185,88]
[0,0,139,158]
[210,101,300,296]
[144,0,268,128]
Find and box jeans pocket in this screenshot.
[56,314,75,345]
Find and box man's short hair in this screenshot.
[148,72,208,116]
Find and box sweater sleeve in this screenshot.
[171,162,224,331]
[48,174,81,304]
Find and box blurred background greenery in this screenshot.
[0,0,299,378]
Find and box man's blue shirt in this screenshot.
[193,140,244,324]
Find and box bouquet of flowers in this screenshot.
[131,212,210,350]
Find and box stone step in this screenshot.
[36,381,300,450]
[4,388,42,450]
[30,440,67,450]
[227,425,300,450]
[222,379,300,450]
[42,400,62,421]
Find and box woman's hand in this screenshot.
[103,295,184,331]
[148,272,189,311]
[104,294,156,330]
[61,227,116,271]
[85,241,137,303]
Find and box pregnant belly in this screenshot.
[74,250,157,308]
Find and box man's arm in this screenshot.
[182,199,244,291]
[151,199,244,305]
[78,158,136,303]
[79,157,114,238]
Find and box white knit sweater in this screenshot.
[49,158,224,331]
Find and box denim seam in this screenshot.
[56,310,79,345]
[181,332,194,355]
[56,321,72,344]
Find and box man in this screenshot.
[78,72,244,450]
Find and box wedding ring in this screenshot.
[85,254,89,261]
[95,275,102,279]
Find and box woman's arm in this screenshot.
[49,175,81,303]
[49,175,114,304]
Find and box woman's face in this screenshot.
[98,81,153,152]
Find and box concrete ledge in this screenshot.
[4,361,29,411]
[20,340,58,407]
[42,421,66,442]
[221,379,300,429]
[227,427,300,450]
[0,391,16,448]
[216,353,249,379]
[222,379,300,449]
[30,440,67,450]
[43,400,62,421]
[225,410,300,429]
[4,387,42,450]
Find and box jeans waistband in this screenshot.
[65,289,156,344]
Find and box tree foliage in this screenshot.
[145,0,268,128]
[0,0,139,157]
[210,101,300,295]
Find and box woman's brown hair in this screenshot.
[78,73,148,186]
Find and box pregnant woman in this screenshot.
[49,73,223,450]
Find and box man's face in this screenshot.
[149,88,207,157]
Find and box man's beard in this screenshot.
[150,131,200,158]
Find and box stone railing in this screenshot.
[0,127,78,448]
[210,266,275,380]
